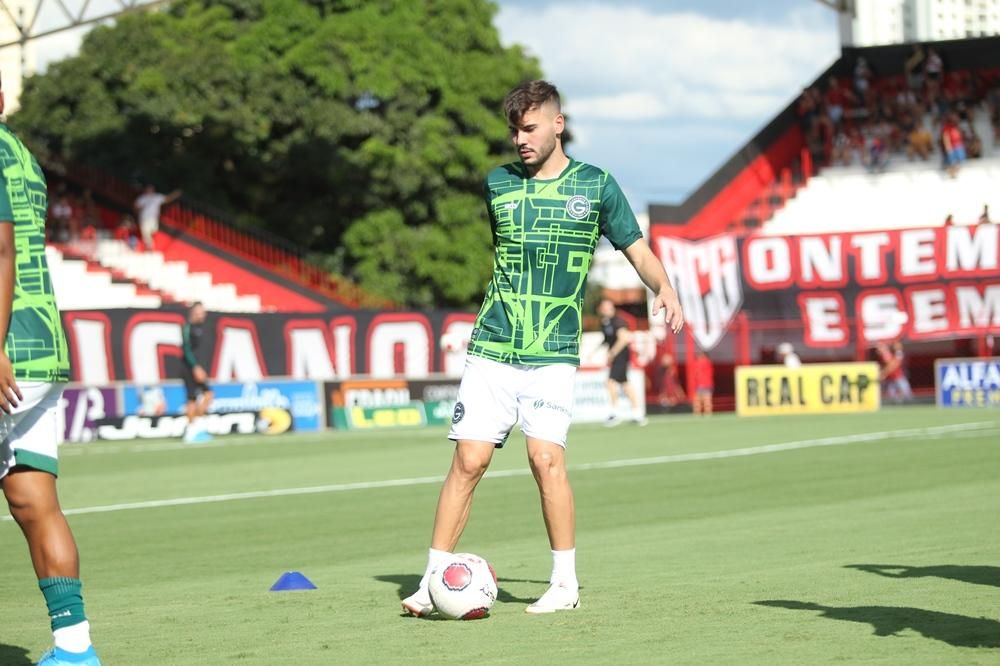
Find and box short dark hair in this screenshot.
[503,80,560,126]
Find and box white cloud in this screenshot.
[496,3,839,123]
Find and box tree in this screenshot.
[14,0,542,308]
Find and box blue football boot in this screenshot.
[37,646,102,666]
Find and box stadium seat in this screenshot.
[50,240,262,312]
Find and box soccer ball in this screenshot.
[428,553,498,620]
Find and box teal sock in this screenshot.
[39,577,87,631]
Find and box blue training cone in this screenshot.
[270,571,317,591]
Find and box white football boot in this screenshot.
[525,583,580,614]
[401,589,434,618]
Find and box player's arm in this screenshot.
[599,173,683,334]
[181,324,207,383]
[164,190,182,205]
[0,221,22,413]
[622,239,684,334]
[608,327,631,360]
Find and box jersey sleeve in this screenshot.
[0,169,14,222]
[599,173,642,251]
[483,176,498,240]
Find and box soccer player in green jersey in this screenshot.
[0,76,101,665]
[403,81,683,616]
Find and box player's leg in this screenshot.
[704,390,714,415]
[519,364,580,613]
[523,436,580,613]
[605,378,619,425]
[430,440,496,551]
[1,383,100,664]
[621,381,647,426]
[403,357,516,617]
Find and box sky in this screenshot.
[20,0,842,212]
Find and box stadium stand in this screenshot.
[55,239,263,312]
[43,163,389,312]
[649,36,1000,239]
[46,245,163,310]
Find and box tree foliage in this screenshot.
[14,0,541,307]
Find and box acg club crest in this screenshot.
[655,234,743,351]
[565,195,591,219]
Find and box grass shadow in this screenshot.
[0,644,32,665]
[846,564,1000,588]
[755,600,1000,648]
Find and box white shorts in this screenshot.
[0,382,66,480]
[448,356,576,448]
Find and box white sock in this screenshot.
[417,548,452,594]
[551,548,578,590]
[53,620,92,653]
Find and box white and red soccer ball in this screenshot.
[428,553,498,620]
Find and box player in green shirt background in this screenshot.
[0,75,101,665]
[403,80,683,616]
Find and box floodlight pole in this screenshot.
[814,0,857,47]
[0,0,170,49]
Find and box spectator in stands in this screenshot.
[877,341,912,404]
[864,128,889,173]
[776,342,801,368]
[824,77,855,129]
[988,83,1000,145]
[134,184,181,252]
[114,215,140,250]
[831,128,854,166]
[656,351,686,408]
[598,298,646,427]
[49,194,72,242]
[79,221,98,242]
[853,57,874,104]
[941,113,966,178]
[904,44,925,92]
[691,351,714,416]
[902,111,932,161]
[80,189,99,233]
[924,47,944,94]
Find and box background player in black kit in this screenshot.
[597,298,646,426]
[181,302,213,443]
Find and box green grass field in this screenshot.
[2,407,999,665]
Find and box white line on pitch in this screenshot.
[2,421,993,522]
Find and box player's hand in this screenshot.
[0,351,22,414]
[652,286,684,335]
[193,366,208,384]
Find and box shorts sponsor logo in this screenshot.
[565,195,591,220]
[452,401,465,424]
[532,399,571,416]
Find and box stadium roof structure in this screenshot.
[0,0,168,50]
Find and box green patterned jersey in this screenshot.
[467,158,642,366]
[0,124,70,381]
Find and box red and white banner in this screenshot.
[652,224,1000,350]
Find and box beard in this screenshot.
[520,133,558,167]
